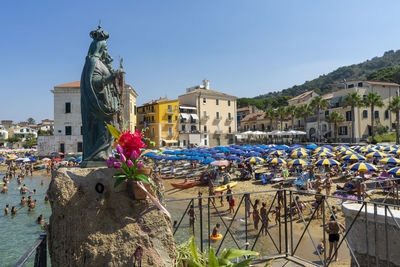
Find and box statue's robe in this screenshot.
[80,56,119,165]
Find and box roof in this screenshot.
[365,81,400,87]
[141,98,178,106]
[54,81,138,95]
[241,112,265,122]
[180,88,237,99]
[237,107,250,112]
[289,91,314,102]
[322,93,333,100]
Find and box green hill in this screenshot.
[254,49,400,100]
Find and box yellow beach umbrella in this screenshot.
[314,159,340,166]
[366,151,389,158]
[288,159,310,166]
[379,157,400,164]
[268,158,287,164]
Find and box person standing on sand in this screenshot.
[324,174,333,196]
[260,202,270,236]
[277,185,284,207]
[273,206,280,225]
[188,206,196,227]
[326,215,345,262]
[229,196,235,215]
[208,181,215,205]
[253,199,260,230]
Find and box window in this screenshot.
[325,110,329,116]
[216,112,220,119]
[216,138,221,146]
[375,110,379,119]
[80,126,83,135]
[77,142,83,153]
[175,105,178,110]
[339,126,348,136]
[346,111,352,121]
[182,125,186,132]
[59,143,65,153]
[228,112,231,120]
[65,126,72,136]
[204,139,207,146]
[151,116,155,123]
[175,116,178,121]
[348,84,354,88]
[204,125,207,132]
[134,105,137,115]
[203,98,206,104]
[183,140,186,146]
[203,111,207,118]
[362,110,368,118]
[168,115,172,123]
[228,100,231,106]
[65,102,71,113]
[168,105,172,112]
[385,110,389,120]
[358,82,363,87]
[168,127,172,136]
[228,126,232,133]
[151,106,154,112]
[216,99,219,105]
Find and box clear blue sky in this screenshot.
[2,0,400,122]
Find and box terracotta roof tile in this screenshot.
[241,112,265,122]
[289,91,314,102]
[365,81,399,87]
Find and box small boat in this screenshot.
[171,179,201,189]
[215,182,238,192]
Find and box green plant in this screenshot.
[176,238,206,267]
[375,124,388,136]
[183,236,259,267]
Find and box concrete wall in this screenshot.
[342,202,400,267]
[38,135,83,156]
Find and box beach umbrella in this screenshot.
[245,152,262,157]
[244,157,264,164]
[348,163,377,172]
[268,158,287,164]
[361,148,378,153]
[379,157,400,165]
[388,167,400,176]
[366,151,389,158]
[65,157,75,161]
[162,150,174,155]
[314,159,340,166]
[226,155,241,161]
[201,158,216,164]
[210,160,230,167]
[289,150,308,158]
[29,158,36,161]
[213,155,226,160]
[288,159,310,166]
[315,151,335,157]
[41,158,51,162]
[341,154,366,161]
[0,158,4,161]
[305,144,318,150]
[337,150,355,156]
[269,150,286,156]
[53,158,63,162]
[23,158,31,162]
[314,147,331,153]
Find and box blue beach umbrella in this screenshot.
[226,155,241,161]
[305,144,318,150]
[314,159,340,166]
[348,163,377,172]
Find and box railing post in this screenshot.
[34,234,47,267]
[199,196,203,252]
[283,189,288,257]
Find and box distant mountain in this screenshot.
[254,49,400,100]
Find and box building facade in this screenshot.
[136,98,179,148]
[38,81,138,156]
[178,105,200,147]
[178,80,237,147]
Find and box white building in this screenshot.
[0,125,8,140]
[38,81,138,156]
[178,105,201,147]
[13,127,38,140]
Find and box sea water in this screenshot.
[0,172,51,267]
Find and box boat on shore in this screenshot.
[171,179,202,189]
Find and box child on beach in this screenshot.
[212,223,220,237]
[260,202,270,236]
[229,196,235,215]
[188,206,196,227]
[273,206,280,225]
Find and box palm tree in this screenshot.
[286,105,296,130]
[277,106,288,130]
[326,111,345,143]
[295,104,313,135]
[343,92,362,144]
[265,108,276,131]
[363,92,384,141]
[388,96,400,144]
[310,96,329,143]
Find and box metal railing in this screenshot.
[168,189,400,266]
[14,234,47,267]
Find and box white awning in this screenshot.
[190,114,199,120]
[163,140,178,144]
[180,113,190,120]
[180,106,197,110]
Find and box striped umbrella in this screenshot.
[379,157,400,165]
[288,159,310,166]
[382,146,396,152]
[337,150,355,156]
[341,154,366,161]
[366,151,389,158]
[348,163,377,172]
[244,157,264,164]
[388,167,400,175]
[268,158,287,164]
[289,150,308,158]
[314,147,332,153]
[314,159,340,166]
[269,150,286,156]
[315,151,335,157]
[361,148,378,153]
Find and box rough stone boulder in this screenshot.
[47,167,175,267]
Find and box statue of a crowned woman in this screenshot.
[80,26,124,167]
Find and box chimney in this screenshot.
[203,79,209,90]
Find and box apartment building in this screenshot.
[237,105,263,132]
[179,80,237,147]
[241,112,291,132]
[178,105,200,147]
[136,98,179,148]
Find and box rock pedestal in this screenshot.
[47,167,175,267]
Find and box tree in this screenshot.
[27,118,36,124]
[363,92,384,141]
[326,111,345,143]
[265,108,276,131]
[295,104,313,135]
[276,106,288,130]
[6,135,22,144]
[286,105,296,130]
[343,92,362,143]
[310,96,329,143]
[388,96,400,144]
[23,134,37,148]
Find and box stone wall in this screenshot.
[342,202,400,267]
[47,167,175,267]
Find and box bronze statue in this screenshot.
[80,26,125,167]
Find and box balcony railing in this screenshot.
[179,130,200,134]
[166,109,175,114]
[214,130,222,134]
[201,115,210,121]
[215,117,222,121]
[226,117,233,122]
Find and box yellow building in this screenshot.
[136,98,179,148]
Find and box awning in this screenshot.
[190,114,199,120]
[180,113,190,120]
[180,106,197,110]
[163,140,178,144]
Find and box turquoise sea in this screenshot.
[0,171,52,267]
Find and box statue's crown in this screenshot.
[90,26,109,41]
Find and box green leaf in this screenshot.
[232,257,254,267]
[112,174,127,178]
[208,247,219,267]
[114,177,126,188]
[106,123,121,139]
[184,260,204,267]
[219,249,228,260]
[224,249,259,260]
[190,236,199,263]
[135,174,150,184]
[150,141,156,146]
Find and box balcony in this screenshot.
[166,109,175,114]
[166,121,175,124]
[215,117,222,121]
[214,130,222,134]
[226,117,233,122]
[201,115,210,121]
[179,130,200,134]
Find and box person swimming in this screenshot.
[36,214,44,224]
[28,200,36,212]
[5,204,9,215]
[20,184,29,195]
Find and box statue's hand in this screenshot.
[115,68,126,76]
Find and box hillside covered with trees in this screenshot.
[238,49,400,109]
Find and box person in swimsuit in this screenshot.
[36,214,44,224]
[229,196,235,215]
[326,215,345,262]
[324,175,333,196]
[315,187,324,218]
[260,202,270,236]
[188,206,196,227]
[273,206,280,225]
[277,185,284,207]
[11,206,20,216]
[20,184,29,195]
[21,197,27,206]
[212,223,220,237]
[5,204,9,215]
[1,184,8,194]
[253,199,260,230]
[208,181,215,205]
[28,200,36,212]
[313,176,322,190]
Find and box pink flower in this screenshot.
[119,153,126,162]
[113,162,122,168]
[131,150,138,160]
[126,160,134,168]
[116,144,124,154]
[137,162,144,169]
[117,130,146,159]
[105,157,116,167]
